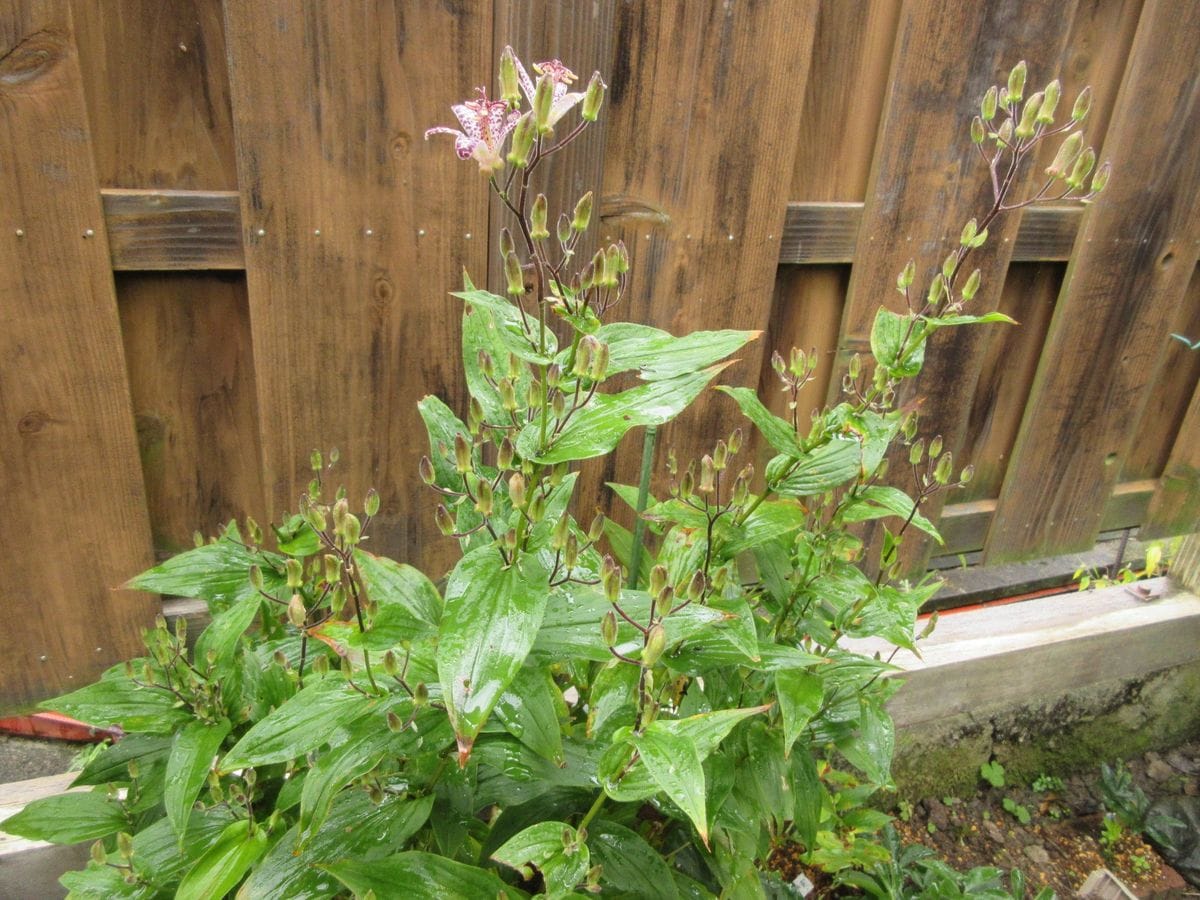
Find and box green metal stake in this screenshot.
[627,425,657,589]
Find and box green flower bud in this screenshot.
[419,455,436,485]
[386,710,404,733]
[1039,79,1060,124]
[310,449,323,472]
[1046,130,1083,178]
[533,74,554,134]
[117,831,134,861]
[383,650,400,677]
[127,759,140,781]
[1071,86,1092,122]
[551,389,566,418]
[323,555,341,585]
[287,593,307,628]
[333,497,350,531]
[615,240,630,274]
[713,439,728,471]
[249,564,265,593]
[546,364,562,391]
[508,472,526,509]
[981,85,999,121]
[970,116,985,144]
[602,562,621,603]
[551,461,568,486]
[504,251,524,296]
[564,532,579,569]
[928,435,943,459]
[901,410,918,441]
[687,570,706,601]
[961,268,982,301]
[1066,146,1096,191]
[679,468,694,500]
[285,558,303,589]
[551,514,570,551]
[503,527,518,551]
[588,513,605,543]
[1007,60,1027,104]
[498,377,517,411]
[531,194,550,240]
[579,259,596,291]
[642,624,666,667]
[928,273,946,308]
[499,46,521,106]
[848,353,862,380]
[245,516,263,546]
[467,397,484,434]
[789,347,806,376]
[414,682,429,706]
[1090,162,1111,194]
[364,487,381,518]
[454,432,471,474]
[1015,91,1043,139]
[699,455,715,493]
[909,438,925,465]
[508,113,535,167]
[573,335,598,378]
[942,252,957,281]
[601,609,618,645]
[960,219,978,247]
[499,227,515,260]
[654,585,674,619]
[896,258,916,293]
[474,478,494,516]
[934,451,954,485]
[996,118,1014,146]
[497,437,514,470]
[572,191,593,232]
[557,213,572,246]
[591,249,608,288]
[732,472,750,507]
[589,340,609,381]
[312,653,329,676]
[604,245,621,286]
[959,464,975,485]
[582,71,606,122]
[435,504,455,536]
[90,841,107,865]
[528,490,546,523]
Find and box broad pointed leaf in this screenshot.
[632,729,709,844]
[774,670,823,757]
[595,323,758,381]
[194,596,260,669]
[841,485,941,541]
[41,667,190,734]
[165,718,231,843]
[354,550,442,636]
[716,386,800,454]
[437,547,550,763]
[770,438,860,497]
[417,395,470,491]
[326,852,527,900]
[175,818,269,900]
[494,665,566,765]
[492,821,589,897]
[589,820,680,899]
[1,791,126,844]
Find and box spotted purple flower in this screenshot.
[512,50,585,127]
[424,87,521,172]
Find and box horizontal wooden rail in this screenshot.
[98,190,1085,271]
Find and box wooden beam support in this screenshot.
[95,193,1090,271]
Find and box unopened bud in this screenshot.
[1039,79,1060,124]
[579,259,596,291]
[589,341,609,381]
[312,654,329,676]
[557,213,572,246]
[928,273,946,307]
[454,433,471,474]
[508,472,527,509]
[959,464,975,485]
[848,353,862,380]
[679,469,694,499]
[961,268,981,302]
[601,610,618,645]
[1090,162,1111,195]
[499,46,521,106]
[1071,86,1092,122]
[475,478,494,516]
[1015,90,1043,139]
[419,455,436,485]
[928,435,943,459]
[942,252,957,281]
[286,558,303,589]
[732,472,750,506]
[996,118,1014,146]
[573,335,598,378]
[572,191,593,232]
[414,682,429,706]
[603,245,621,287]
[310,449,323,472]
[531,194,550,240]
[934,451,954,485]
[498,377,517,411]
[495,438,513,471]
[771,350,786,375]
[614,240,630,273]
[713,439,728,470]
[910,438,925,465]
[588,513,605,543]
[1067,147,1096,191]
[435,504,455,536]
[642,624,666,667]
[383,650,400,677]
[602,562,621,603]
[90,841,107,865]
[508,113,535,166]
[533,75,554,134]
[504,251,524,296]
[527,490,546,523]
[564,532,579,569]
[699,455,715,493]
[551,390,566,418]
[981,85,999,121]
[970,116,985,144]
[287,593,307,628]
[343,513,361,546]
[324,555,341,585]
[591,249,608,288]
[387,711,404,733]
[728,427,743,455]
[1046,130,1083,178]
[687,570,706,601]
[117,831,134,860]
[1007,60,1027,104]
[551,514,570,551]
[582,71,606,121]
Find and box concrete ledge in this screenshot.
[0,773,87,899]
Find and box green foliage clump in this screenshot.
[2,54,1104,898]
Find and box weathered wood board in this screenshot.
[0,2,155,711]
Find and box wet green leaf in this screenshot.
[175,818,269,900]
[326,851,527,899]
[40,667,190,734]
[194,595,260,670]
[770,439,860,497]
[595,323,757,381]
[841,485,941,541]
[590,819,680,899]
[775,670,823,756]
[354,550,442,638]
[2,790,126,844]
[165,718,231,844]
[633,729,709,843]
[716,386,800,454]
[494,665,566,765]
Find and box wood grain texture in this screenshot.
[986,0,1200,563]
[223,1,491,574]
[830,0,1081,574]
[589,0,819,520]
[102,189,243,270]
[0,3,155,711]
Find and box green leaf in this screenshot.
[473,737,597,809]
[925,311,1017,329]
[493,821,590,897]
[586,662,639,743]
[770,439,861,497]
[71,734,171,787]
[125,523,283,607]
[589,819,681,899]
[601,517,653,588]
[2,791,126,844]
[462,303,535,426]
[633,729,710,844]
[417,395,470,491]
[128,806,237,888]
[838,696,895,786]
[775,670,823,757]
[453,288,554,364]
[165,718,231,844]
[326,852,528,900]
[791,747,823,850]
[219,676,378,771]
[194,596,260,670]
[716,386,800,454]
[841,485,942,541]
[354,550,442,638]
[175,818,269,900]
[41,667,191,734]
[720,500,807,555]
[870,307,925,377]
[60,862,153,898]
[438,547,550,762]
[244,792,433,900]
[595,323,758,381]
[494,665,566,765]
[298,725,392,841]
[519,364,732,464]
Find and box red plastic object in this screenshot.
[0,712,119,743]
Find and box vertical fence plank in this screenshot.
[985,0,1200,563]
[0,3,155,710]
[72,0,265,553]
[223,1,491,573]
[589,0,819,518]
[766,0,901,423]
[830,0,1080,573]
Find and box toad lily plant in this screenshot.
[5,54,1106,899]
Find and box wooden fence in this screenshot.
[1,0,1197,710]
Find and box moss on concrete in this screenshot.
[891,659,1200,799]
